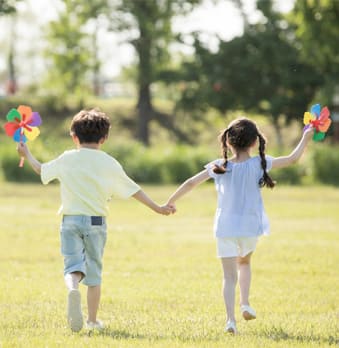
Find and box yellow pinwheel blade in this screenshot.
[24,127,40,141]
[303,112,314,125]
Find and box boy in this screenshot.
[17,109,174,332]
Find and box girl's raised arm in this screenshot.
[167,169,210,205]
[271,127,313,170]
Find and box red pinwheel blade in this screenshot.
[319,107,330,122]
[4,122,20,136]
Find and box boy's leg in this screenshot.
[65,272,84,332]
[64,271,82,290]
[87,285,101,323]
[237,252,252,307]
[221,257,238,323]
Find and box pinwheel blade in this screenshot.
[24,126,40,140]
[4,122,20,136]
[319,106,330,122]
[303,112,313,125]
[13,128,27,143]
[29,112,42,126]
[313,131,325,141]
[6,108,21,122]
[17,105,32,121]
[311,104,321,117]
[318,118,331,133]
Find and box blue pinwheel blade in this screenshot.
[13,128,27,143]
[311,104,321,117]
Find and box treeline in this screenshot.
[1,0,339,147]
[2,142,339,186]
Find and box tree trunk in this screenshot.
[272,117,284,150]
[135,17,153,145]
[7,16,17,95]
[137,84,152,146]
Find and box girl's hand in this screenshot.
[303,125,314,140]
[157,204,176,215]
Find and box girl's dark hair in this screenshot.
[70,109,111,143]
[213,118,275,188]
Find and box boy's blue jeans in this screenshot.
[60,215,107,286]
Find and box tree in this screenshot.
[109,0,203,145]
[0,0,18,15]
[291,0,339,105]
[44,0,93,106]
[174,0,322,146]
[0,0,20,95]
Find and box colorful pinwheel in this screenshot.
[3,105,42,166]
[303,103,331,141]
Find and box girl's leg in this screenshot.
[237,252,252,307]
[87,285,101,323]
[221,257,238,322]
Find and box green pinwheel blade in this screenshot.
[6,108,21,122]
[313,131,325,142]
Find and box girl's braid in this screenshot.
[258,133,275,188]
[213,129,229,174]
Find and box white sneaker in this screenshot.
[67,289,83,332]
[86,320,105,330]
[225,320,237,334]
[241,304,256,320]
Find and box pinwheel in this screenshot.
[303,103,331,141]
[3,105,42,167]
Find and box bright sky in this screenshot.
[0,0,295,89]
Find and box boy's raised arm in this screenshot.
[17,142,42,174]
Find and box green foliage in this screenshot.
[1,151,40,182]
[174,1,322,128]
[44,0,94,103]
[0,0,19,15]
[105,143,211,184]
[312,144,339,185]
[272,164,305,185]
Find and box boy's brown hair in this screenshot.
[70,109,111,143]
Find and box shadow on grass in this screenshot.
[262,326,338,346]
[82,328,147,340]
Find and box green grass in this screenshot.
[0,183,338,347]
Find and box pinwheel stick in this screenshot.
[19,157,25,167]
[19,130,25,167]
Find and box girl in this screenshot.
[166,117,313,334]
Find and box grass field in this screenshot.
[0,182,338,348]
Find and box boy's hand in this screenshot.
[157,204,176,215]
[17,142,29,158]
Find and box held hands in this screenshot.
[156,203,176,216]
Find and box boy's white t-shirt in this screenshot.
[205,155,273,238]
[41,148,140,216]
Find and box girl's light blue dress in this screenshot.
[205,156,273,238]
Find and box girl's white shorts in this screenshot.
[216,236,258,258]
